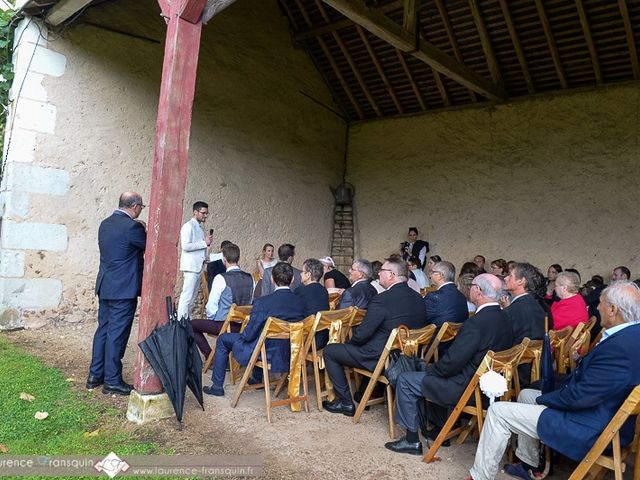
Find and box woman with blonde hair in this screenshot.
[551,271,589,330]
[255,243,277,277]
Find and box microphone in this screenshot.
[209,229,214,236]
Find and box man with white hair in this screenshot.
[385,273,514,456]
[337,259,377,309]
[466,281,640,480]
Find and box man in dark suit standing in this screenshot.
[338,259,377,309]
[467,281,640,480]
[204,262,306,396]
[87,192,147,395]
[386,273,513,455]
[322,257,428,416]
[424,261,469,327]
[503,262,546,344]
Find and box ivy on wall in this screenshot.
[0,7,14,180]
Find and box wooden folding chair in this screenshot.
[420,286,437,297]
[567,328,592,371]
[423,338,530,463]
[548,325,573,373]
[202,304,252,378]
[351,324,437,438]
[341,307,366,342]
[200,270,209,318]
[302,307,357,410]
[231,315,315,423]
[569,385,640,480]
[328,292,342,310]
[514,339,543,397]
[423,322,464,363]
[590,329,603,351]
[556,323,587,374]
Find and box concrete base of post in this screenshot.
[126,390,175,424]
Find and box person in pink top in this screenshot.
[551,271,589,330]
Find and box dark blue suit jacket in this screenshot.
[95,210,146,300]
[424,283,469,328]
[537,323,640,460]
[338,280,377,309]
[232,288,306,372]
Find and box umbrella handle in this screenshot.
[165,296,173,322]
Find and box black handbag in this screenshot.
[386,325,428,387]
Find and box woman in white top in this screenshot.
[256,243,277,277]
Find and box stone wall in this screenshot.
[0,0,346,328]
[348,84,640,282]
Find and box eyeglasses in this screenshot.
[197,210,209,215]
[471,284,481,291]
[429,270,442,276]
[380,268,396,275]
[136,204,146,209]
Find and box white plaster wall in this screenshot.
[348,85,640,281]
[4,0,345,326]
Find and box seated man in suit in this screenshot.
[260,243,302,297]
[503,262,547,344]
[338,258,377,310]
[191,243,254,360]
[295,258,330,349]
[466,281,640,480]
[322,257,428,416]
[386,274,514,456]
[424,261,469,327]
[203,262,306,396]
[206,240,232,291]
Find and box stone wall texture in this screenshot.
[1,0,345,327]
[348,85,640,281]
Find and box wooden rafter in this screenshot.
[320,0,507,101]
[295,0,403,41]
[432,69,450,106]
[45,0,93,26]
[575,0,602,85]
[618,0,640,80]
[433,0,476,102]
[468,0,502,86]
[403,0,420,45]
[534,0,567,89]
[497,0,534,94]
[356,25,404,114]
[294,0,365,118]
[396,49,427,111]
[315,0,381,116]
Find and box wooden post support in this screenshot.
[133,0,205,394]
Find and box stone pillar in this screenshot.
[0,18,68,330]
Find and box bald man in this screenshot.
[87,192,147,396]
[385,273,514,456]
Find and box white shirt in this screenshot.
[600,321,637,344]
[205,265,240,319]
[437,281,455,291]
[475,302,500,314]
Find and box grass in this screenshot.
[0,334,167,478]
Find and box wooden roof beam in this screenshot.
[403,0,420,45]
[498,0,534,94]
[468,0,502,86]
[295,0,403,41]
[534,0,568,89]
[396,49,427,111]
[45,0,92,26]
[434,0,476,102]
[357,25,404,114]
[315,0,381,116]
[432,69,450,106]
[575,0,602,85]
[320,0,507,101]
[294,0,365,119]
[618,0,640,80]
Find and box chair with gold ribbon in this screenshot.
[569,384,640,480]
[423,338,530,463]
[303,307,357,411]
[555,323,587,374]
[351,324,437,438]
[328,291,342,310]
[231,315,315,423]
[547,325,573,374]
[202,304,252,377]
[341,307,366,343]
[423,322,464,363]
[514,339,543,398]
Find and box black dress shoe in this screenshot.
[86,375,103,390]
[102,382,133,396]
[384,436,423,455]
[322,399,355,417]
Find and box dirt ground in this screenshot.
[4,321,582,479]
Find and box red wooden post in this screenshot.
[134,0,205,394]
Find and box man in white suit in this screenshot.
[177,201,213,319]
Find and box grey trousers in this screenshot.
[469,389,547,480]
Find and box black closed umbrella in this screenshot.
[139,297,205,429]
